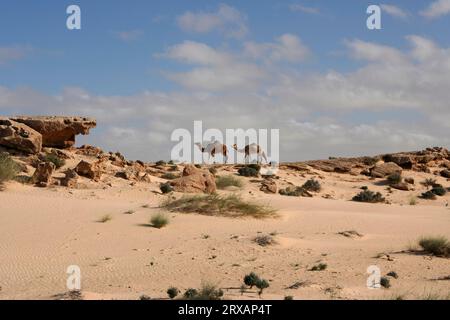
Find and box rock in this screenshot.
[12,116,96,149]
[32,161,55,187]
[370,162,402,178]
[260,179,277,194]
[390,182,410,191]
[76,145,104,157]
[61,169,78,188]
[440,169,450,178]
[0,118,42,154]
[404,177,415,185]
[115,169,134,180]
[382,154,413,169]
[169,164,216,194]
[75,160,103,181]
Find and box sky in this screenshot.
[1,0,449,161]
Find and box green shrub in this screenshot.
[302,178,321,192]
[216,175,243,189]
[238,166,259,177]
[183,288,198,299]
[352,190,385,203]
[421,178,437,189]
[161,194,276,218]
[155,160,166,166]
[182,283,223,300]
[255,278,269,296]
[43,153,65,169]
[160,182,173,194]
[0,153,19,183]
[167,287,179,299]
[380,277,391,289]
[279,186,312,197]
[430,185,447,196]
[161,172,178,180]
[387,172,402,185]
[309,263,327,271]
[418,236,449,257]
[150,213,169,229]
[421,190,437,200]
[243,272,260,288]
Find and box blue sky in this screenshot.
[1,1,449,161]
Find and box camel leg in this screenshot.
[262,151,268,163]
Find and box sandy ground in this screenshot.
[0,167,449,300]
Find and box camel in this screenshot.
[232,143,268,164]
[195,141,228,163]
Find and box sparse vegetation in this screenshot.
[409,196,417,206]
[284,295,294,300]
[161,172,178,180]
[43,153,66,169]
[309,263,327,271]
[150,213,170,229]
[302,178,321,192]
[155,160,166,166]
[161,194,276,218]
[418,236,449,257]
[421,190,437,200]
[182,283,224,300]
[183,288,198,299]
[255,278,270,296]
[216,175,243,189]
[238,166,259,177]
[421,178,437,189]
[352,190,385,203]
[279,186,312,197]
[160,182,174,194]
[387,172,402,185]
[380,277,391,289]
[98,214,112,223]
[208,167,217,176]
[244,272,260,289]
[0,153,19,184]
[253,234,276,247]
[430,184,447,196]
[167,287,179,299]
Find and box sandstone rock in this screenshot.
[169,164,216,194]
[390,182,410,191]
[32,162,55,187]
[0,118,42,154]
[260,179,277,194]
[440,169,450,178]
[76,145,104,157]
[12,116,96,149]
[75,160,103,181]
[404,177,415,185]
[370,162,402,178]
[382,154,413,169]
[61,169,78,188]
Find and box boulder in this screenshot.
[390,182,410,191]
[169,164,216,194]
[440,169,450,179]
[11,116,96,149]
[260,179,277,194]
[370,162,402,178]
[0,118,42,154]
[404,177,415,185]
[32,161,55,187]
[61,169,79,188]
[75,160,103,181]
[382,154,413,169]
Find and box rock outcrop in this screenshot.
[11,116,96,148]
[370,162,402,178]
[32,162,55,187]
[75,160,103,181]
[0,118,42,154]
[61,169,79,188]
[260,179,277,194]
[169,164,216,194]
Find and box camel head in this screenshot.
[232,144,238,150]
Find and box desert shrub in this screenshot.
[430,185,447,196]
[243,272,260,288]
[161,194,276,219]
[352,190,385,203]
[387,172,402,185]
[284,295,294,300]
[421,178,437,189]
[167,287,179,299]
[309,263,327,271]
[98,214,112,223]
[279,186,311,197]
[302,178,321,192]
[155,160,166,166]
[386,271,398,279]
[150,213,169,229]
[169,165,178,172]
[360,186,369,190]
[168,160,174,165]
[161,172,178,180]
[208,167,217,175]
[216,175,243,189]
[0,153,19,183]
[418,236,449,257]
[238,166,259,177]
[255,278,269,296]
[421,191,437,200]
[195,164,202,169]
[160,182,173,194]
[253,235,276,247]
[183,283,223,300]
[139,294,151,300]
[380,277,391,288]
[409,196,417,206]
[43,153,65,169]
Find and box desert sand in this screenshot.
[1,153,449,300]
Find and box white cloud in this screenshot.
[289,4,320,14]
[115,30,143,42]
[177,4,248,38]
[0,46,30,65]
[380,4,409,19]
[420,0,450,18]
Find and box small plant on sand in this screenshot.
[284,295,294,300]
[302,178,321,192]
[279,186,312,197]
[216,175,243,189]
[182,283,223,300]
[183,288,198,299]
[161,172,178,180]
[430,185,447,196]
[167,287,179,299]
[387,172,402,185]
[168,160,174,165]
[43,153,66,169]
[253,235,276,247]
[155,160,166,166]
[420,190,437,200]
[255,278,270,296]
[409,196,417,206]
[0,152,19,184]
[244,272,260,289]
[98,214,112,223]
[421,178,437,189]
[418,236,449,257]
[159,182,173,194]
[161,194,276,219]
[238,166,259,177]
[380,277,391,289]
[352,190,385,203]
[309,263,327,271]
[150,213,169,229]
